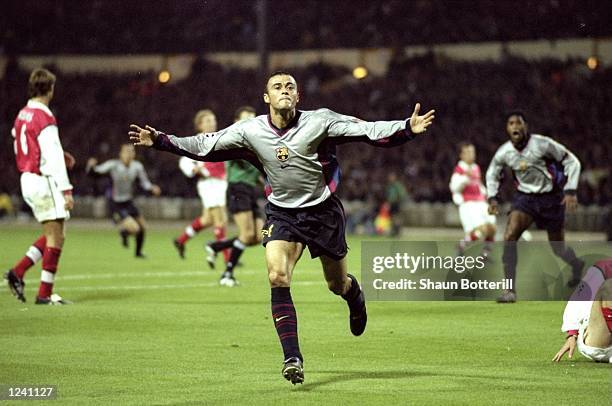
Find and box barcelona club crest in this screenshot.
[276,146,289,162]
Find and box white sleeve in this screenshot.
[561,300,593,333]
[92,160,117,174]
[179,157,196,178]
[449,173,469,194]
[136,162,153,191]
[38,125,72,192]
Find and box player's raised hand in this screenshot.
[552,336,576,362]
[129,124,158,147]
[409,103,435,134]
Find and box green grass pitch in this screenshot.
[0,223,610,405]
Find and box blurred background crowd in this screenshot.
[0,0,610,224]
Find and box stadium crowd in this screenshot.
[1,55,610,207]
[1,0,610,54]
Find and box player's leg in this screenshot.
[5,235,47,302]
[498,210,533,302]
[134,215,147,258]
[209,206,229,262]
[174,206,211,257]
[320,255,367,336]
[216,210,257,285]
[37,219,65,303]
[266,240,305,384]
[583,279,612,349]
[547,228,584,287]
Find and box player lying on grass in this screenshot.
[553,259,612,363]
[86,144,161,258]
[486,111,583,303]
[129,70,435,385]
[5,68,73,305]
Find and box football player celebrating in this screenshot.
[129,71,434,384]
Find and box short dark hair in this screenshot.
[457,141,473,154]
[234,105,256,121]
[264,70,295,93]
[504,110,527,123]
[28,68,56,98]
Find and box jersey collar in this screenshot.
[27,99,54,117]
[267,110,301,137]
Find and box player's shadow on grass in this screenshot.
[300,370,429,391]
[301,370,532,391]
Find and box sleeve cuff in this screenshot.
[487,197,498,205]
[62,190,73,196]
[563,189,577,196]
[566,329,579,338]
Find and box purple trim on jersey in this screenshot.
[317,139,342,194]
[264,179,273,197]
[266,111,302,137]
[153,132,265,174]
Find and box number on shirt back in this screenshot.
[19,124,28,155]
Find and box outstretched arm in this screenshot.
[326,103,435,147]
[129,124,264,172]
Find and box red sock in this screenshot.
[214,226,230,262]
[177,218,205,245]
[602,307,612,332]
[38,247,62,299]
[13,235,46,278]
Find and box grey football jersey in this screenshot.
[154,108,413,208]
[485,134,580,198]
[93,159,153,202]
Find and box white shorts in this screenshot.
[20,172,70,222]
[577,317,612,363]
[197,178,227,208]
[458,201,495,233]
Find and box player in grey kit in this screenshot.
[486,111,583,303]
[129,71,435,384]
[87,144,161,258]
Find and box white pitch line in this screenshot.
[1,280,321,293]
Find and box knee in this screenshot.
[504,229,520,241]
[327,277,350,296]
[242,231,258,246]
[596,279,612,303]
[268,267,290,287]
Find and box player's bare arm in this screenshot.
[409,103,435,134]
[129,124,158,147]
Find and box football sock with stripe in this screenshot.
[13,235,46,279]
[226,239,247,274]
[38,247,61,299]
[271,287,302,362]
